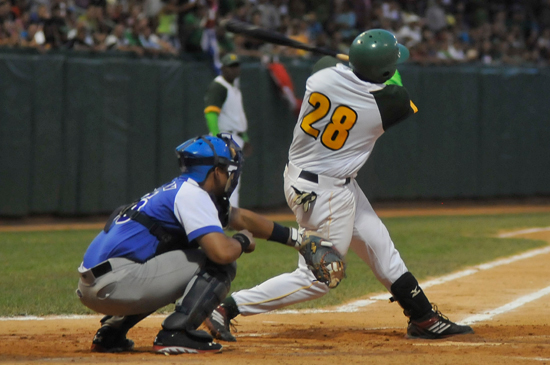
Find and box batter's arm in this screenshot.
[372,85,418,131]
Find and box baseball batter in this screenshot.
[76,134,303,354]
[206,30,474,340]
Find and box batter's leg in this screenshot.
[348,181,408,289]
[349,183,473,338]
[232,255,329,315]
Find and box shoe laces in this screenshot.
[407,303,450,325]
[229,318,238,333]
[217,307,239,333]
[431,303,450,322]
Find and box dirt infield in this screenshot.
[1,204,550,364]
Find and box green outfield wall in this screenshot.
[1,51,549,216]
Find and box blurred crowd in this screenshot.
[1,0,550,67]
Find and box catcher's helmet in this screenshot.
[348,29,409,83]
[175,134,243,196]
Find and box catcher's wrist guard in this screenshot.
[232,233,251,254]
[299,232,346,289]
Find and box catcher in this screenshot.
[205,29,474,341]
[76,134,307,354]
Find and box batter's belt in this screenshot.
[286,161,352,188]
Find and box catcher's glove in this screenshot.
[299,232,346,289]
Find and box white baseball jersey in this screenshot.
[289,63,385,179]
[214,75,248,134]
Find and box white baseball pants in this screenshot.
[232,162,408,315]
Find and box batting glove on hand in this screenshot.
[286,227,303,249]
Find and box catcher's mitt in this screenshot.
[299,232,346,288]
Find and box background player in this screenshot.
[76,134,302,354]
[204,53,252,207]
[206,30,474,341]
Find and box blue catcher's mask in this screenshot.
[175,134,243,197]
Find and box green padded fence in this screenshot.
[1,50,549,216]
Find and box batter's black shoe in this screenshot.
[91,325,134,353]
[406,306,474,339]
[204,306,237,342]
[153,329,222,354]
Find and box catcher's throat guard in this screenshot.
[299,232,346,289]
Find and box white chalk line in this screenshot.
[461,285,550,325]
[412,341,503,347]
[513,357,550,362]
[498,227,550,238]
[2,227,550,321]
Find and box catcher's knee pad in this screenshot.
[390,272,432,320]
[162,262,236,331]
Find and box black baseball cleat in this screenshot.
[153,329,222,354]
[91,325,134,353]
[204,306,237,342]
[406,306,474,339]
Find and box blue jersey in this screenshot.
[82,176,224,268]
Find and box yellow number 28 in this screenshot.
[300,92,357,150]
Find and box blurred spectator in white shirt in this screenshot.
[396,13,422,48]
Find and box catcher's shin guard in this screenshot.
[390,272,432,320]
[162,262,236,331]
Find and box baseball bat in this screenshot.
[222,19,350,62]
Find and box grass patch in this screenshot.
[0,212,549,316]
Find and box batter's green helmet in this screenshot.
[348,29,409,83]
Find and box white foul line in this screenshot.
[461,285,550,325]
[498,227,550,238]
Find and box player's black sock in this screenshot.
[390,272,433,320]
[221,296,240,320]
